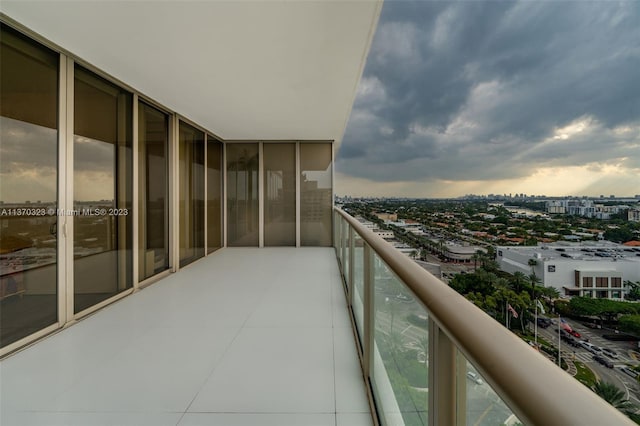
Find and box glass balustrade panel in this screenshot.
[460,355,516,426]
[352,232,365,345]
[371,252,429,425]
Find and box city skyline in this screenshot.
[336,1,640,198]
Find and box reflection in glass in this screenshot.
[73,65,133,314]
[353,232,365,346]
[372,255,428,425]
[264,143,295,246]
[207,136,222,253]
[300,143,332,246]
[179,122,205,267]
[227,144,259,246]
[0,26,59,348]
[138,102,169,280]
[462,357,515,425]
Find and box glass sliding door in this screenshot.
[0,25,59,348]
[300,143,333,246]
[138,102,169,280]
[226,144,259,246]
[207,136,222,253]
[179,122,205,267]
[73,65,133,314]
[263,143,296,246]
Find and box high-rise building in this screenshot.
[0,3,630,425]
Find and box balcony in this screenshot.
[0,247,372,426]
[2,209,635,425]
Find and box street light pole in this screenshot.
[558,314,562,368]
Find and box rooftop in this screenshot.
[498,244,640,262]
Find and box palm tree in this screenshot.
[528,258,539,299]
[540,286,560,300]
[512,271,528,293]
[472,250,483,271]
[419,248,427,260]
[529,273,542,298]
[592,381,636,414]
[495,277,510,289]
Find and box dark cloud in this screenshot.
[338,0,640,187]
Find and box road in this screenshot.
[536,317,640,405]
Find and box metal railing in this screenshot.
[334,207,632,426]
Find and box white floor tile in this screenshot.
[1,248,371,424]
[337,412,375,426]
[179,412,335,426]
[189,327,335,413]
[334,327,371,413]
[0,411,183,426]
[46,325,239,412]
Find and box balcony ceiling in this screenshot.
[1,1,382,146]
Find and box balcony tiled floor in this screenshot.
[0,248,372,426]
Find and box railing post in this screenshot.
[363,242,373,379]
[341,221,347,275]
[336,214,343,267]
[334,212,341,263]
[348,226,354,298]
[456,352,467,426]
[429,319,457,425]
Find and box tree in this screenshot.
[524,258,541,298]
[569,297,638,322]
[619,315,640,336]
[592,381,636,414]
[626,281,640,301]
[486,245,496,260]
[472,250,483,271]
[510,271,528,293]
[419,248,427,260]
[540,286,560,300]
[604,227,634,243]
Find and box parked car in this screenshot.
[536,317,552,328]
[579,341,593,351]
[536,318,552,328]
[621,367,639,379]
[593,355,614,368]
[588,344,603,355]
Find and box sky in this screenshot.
[336,0,640,198]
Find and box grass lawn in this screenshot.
[574,360,597,388]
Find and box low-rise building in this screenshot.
[443,244,485,263]
[497,243,640,300]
